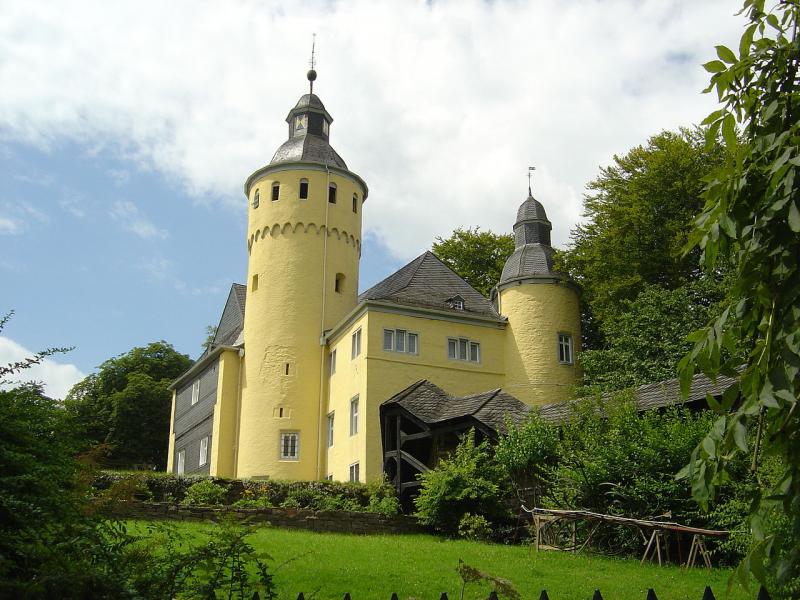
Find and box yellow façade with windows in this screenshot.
[166,71,581,488]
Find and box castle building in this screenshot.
[166,70,581,494]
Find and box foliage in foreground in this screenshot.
[679,0,800,592]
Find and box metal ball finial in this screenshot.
[307,69,317,82]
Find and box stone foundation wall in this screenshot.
[114,501,423,535]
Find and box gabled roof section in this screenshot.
[210,283,246,350]
[359,251,503,321]
[382,380,531,435]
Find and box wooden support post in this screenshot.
[641,530,657,565]
[655,531,663,566]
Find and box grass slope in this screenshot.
[130,521,749,600]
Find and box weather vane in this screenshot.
[528,166,536,196]
[307,34,317,94]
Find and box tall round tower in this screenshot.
[237,71,368,479]
[497,192,580,406]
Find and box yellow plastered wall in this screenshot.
[499,282,581,406]
[237,166,366,480]
[209,349,240,478]
[325,307,506,482]
[166,390,176,472]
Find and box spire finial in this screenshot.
[528,166,536,197]
[307,34,318,94]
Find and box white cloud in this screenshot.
[0,216,20,234]
[0,336,86,400]
[110,200,169,239]
[0,0,743,259]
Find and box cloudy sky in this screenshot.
[0,0,742,398]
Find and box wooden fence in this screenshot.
[248,585,773,599]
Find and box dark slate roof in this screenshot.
[382,380,531,435]
[359,251,503,321]
[537,371,739,423]
[270,134,347,169]
[516,196,551,225]
[292,93,326,111]
[500,244,556,282]
[208,283,246,351]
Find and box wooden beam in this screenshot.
[400,430,432,443]
[400,449,430,473]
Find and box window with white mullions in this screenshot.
[280,432,300,460]
[558,333,574,365]
[350,396,359,436]
[191,380,200,405]
[448,337,481,363]
[349,462,360,482]
[177,449,185,475]
[351,328,362,359]
[199,436,209,467]
[383,328,419,354]
[327,412,334,448]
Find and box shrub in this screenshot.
[458,513,492,541]
[414,429,508,535]
[182,480,229,506]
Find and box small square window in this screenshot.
[350,396,359,436]
[272,183,280,201]
[330,349,337,375]
[349,462,360,482]
[299,179,309,199]
[191,380,200,405]
[199,436,209,467]
[280,432,299,460]
[351,328,361,359]
[558,333,574,365]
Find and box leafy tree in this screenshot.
[558,129,726,329]
[65,341,192,468]
[580,276,729,392]
[679,1,800,591]
[432,227,515,297]
[203,325,218,351]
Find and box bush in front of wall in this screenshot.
[181,479,229,506]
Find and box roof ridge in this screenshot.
[423,251,492,301]
[472,388,502,415]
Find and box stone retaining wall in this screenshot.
[114,501,424,535]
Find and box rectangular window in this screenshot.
[326,474,333,481]
[252,189,260,208]
[351,328,361,359]
[352,195,358,213]
[328,184,337,204]
[350,396,359,436]
[199,436,209,467]
[177,449,185,475]
[327,412,335,448]
[251,273,258,291]
[191,380,200,405]
[299,180,309,199]
[330,349,337,375]
[272,183,280,201]
[349,462,360,482]
[395,329,406,352]
[383,329,394,351]
[558,333,574,365]
[448,337,481,363]
[280,432,299,460]
[407,333,418,354]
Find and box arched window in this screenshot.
[299,178,309,200]
[272,182,280,202]
[352,194,358,214]
[252,189,260,208]
[328,183,337,204]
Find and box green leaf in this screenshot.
[788,201,800,232]
[703,60,727,73]
[716,45,737,64]
[739,23,757,58]
[722,114,737,148]
[732,419,748,452]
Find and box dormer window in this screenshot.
[448,295,465,310]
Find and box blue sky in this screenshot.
[0,0,742,397]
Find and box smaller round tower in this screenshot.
[497,192,580,406]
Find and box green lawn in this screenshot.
[129,521,751,600]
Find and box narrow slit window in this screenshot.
[327,412,334,448]
[272,183,280,201]
[330,349,337,375]
[191,380,200,405]
[299,179,309,199]
[328,183,337,204]
[352,194,358,213]
[251,274,258,291]
[284,363,290,375]
[252,189,260,208]
[176,449,185,475]
[335,273,345,293]
[199,436,208,467]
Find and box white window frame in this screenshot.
[191,380,200,405]
[349,462,360,482]
[558,333,574,365]
[350,396,359,436]
[199,436,209,467]
[383,328,419,355]
[330,349,337,375]
[351,328,361,359]
[447,337,481,363]
[176,449,186,475]
[279,431,300,461]
[327,412,335,448]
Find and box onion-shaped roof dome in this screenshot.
[498,193,562,286]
